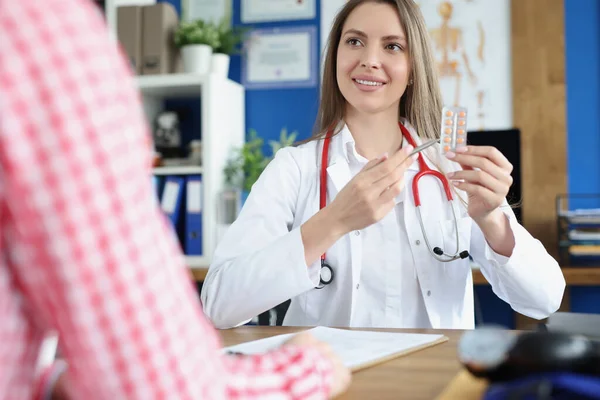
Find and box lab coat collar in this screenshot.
[325,119,431,203]
[331,118,424,172]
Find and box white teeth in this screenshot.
[355,79,383,86]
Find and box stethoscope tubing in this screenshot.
[316,122,467,287]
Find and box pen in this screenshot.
[408,139,437,157]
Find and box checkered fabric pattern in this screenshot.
[0,1,333,398]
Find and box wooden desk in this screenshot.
[194,267,600,286]
[473,267,600,286]
[218,326,479,400]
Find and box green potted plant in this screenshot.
[224,128,298,204]
[174,19,220,74]
[211,19,249,78]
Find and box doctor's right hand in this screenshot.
[328,145,417,234]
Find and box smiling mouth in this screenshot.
[353,78,385,87]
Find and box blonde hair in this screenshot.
[301,0,478,208]
[305,0,443,142]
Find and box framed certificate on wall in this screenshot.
[241,0,316,23]
[242,26,317,90]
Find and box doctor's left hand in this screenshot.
[444,146,513,222]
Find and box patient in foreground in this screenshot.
[0,0,349,398]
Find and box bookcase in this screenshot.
[99,0,245,270]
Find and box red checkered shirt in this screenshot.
[0,1,334,398]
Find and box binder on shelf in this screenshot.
[141,2,181,75]
[185,175,203,255]
[160,176,185,229]
[117,5,143,74]
[152,175,163,199]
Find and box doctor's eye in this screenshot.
[346,38,363,47]
[386,43,404,52]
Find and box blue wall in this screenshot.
[228,0,322,148]
[565,0,600,198]
[565,0,600,316]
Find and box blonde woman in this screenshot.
[201,0,565,329]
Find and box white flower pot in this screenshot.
[211,53,230,78]
[181,44,213,74]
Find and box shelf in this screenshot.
[153,165,203,175]
[114,0,155,5]
[136,73,209,97]
[186,256,209,268]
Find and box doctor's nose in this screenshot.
[361,59,381,69]
[360,49,382,69]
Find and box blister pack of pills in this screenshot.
[439,106,468,155]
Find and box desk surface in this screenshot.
[218,326,476,400]
[194,267,600,286]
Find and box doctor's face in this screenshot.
[336,2,411,116]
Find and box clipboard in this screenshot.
[351,334,449,372]
[223,327,449,372]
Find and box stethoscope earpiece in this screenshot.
[432,247,470,261]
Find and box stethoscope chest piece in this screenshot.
[317,260,334,289]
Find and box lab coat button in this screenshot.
[427,290,431,296]
[415,240,421,245]
[355,231,360,236]
[356,284,360,290]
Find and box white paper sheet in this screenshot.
[223,327,446,370]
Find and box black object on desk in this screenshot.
[458,325,600,383]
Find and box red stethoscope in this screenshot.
[316,122,470,288]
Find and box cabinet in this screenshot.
[99,1,245,269]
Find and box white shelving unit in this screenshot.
[101,3,245,271]
[152,165,204,176]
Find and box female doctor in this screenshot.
[201,0,566,329]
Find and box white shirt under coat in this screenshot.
[200,119,566,329]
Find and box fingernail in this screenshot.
[452,180,461,186]
[405,145,414,154]
[445,151,456,159]
[378,152,388,160]
[455,147,468,153]
[447,172,455,178]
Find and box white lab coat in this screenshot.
[201,120,566,329]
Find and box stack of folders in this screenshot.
[561,209,600,260]
[153,175,203,256]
